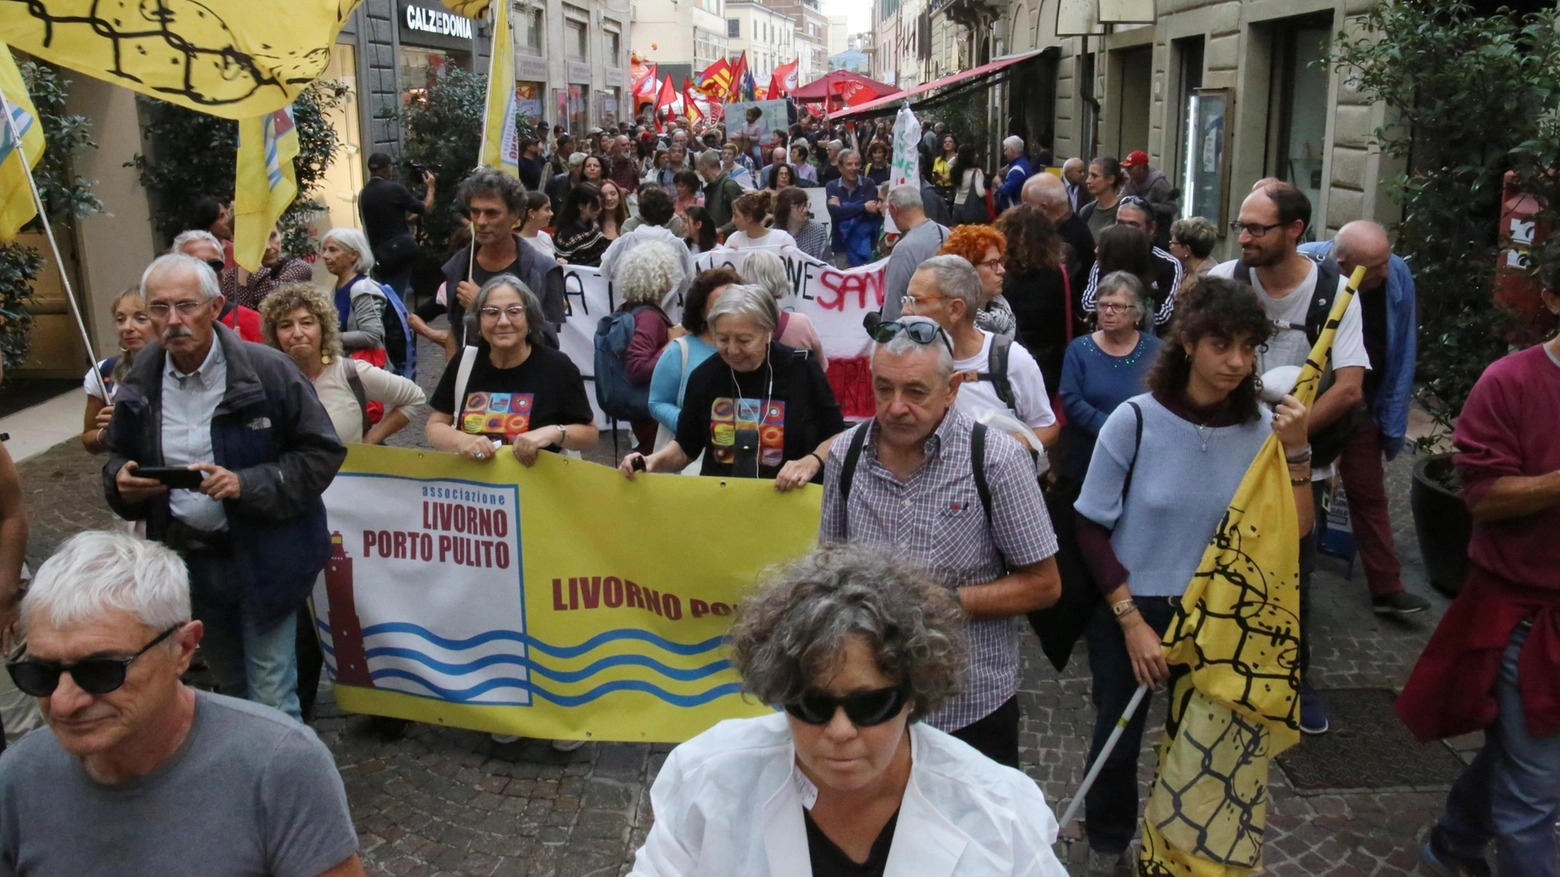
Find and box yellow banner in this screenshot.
[315,445,821,742]
[0,2,356,120]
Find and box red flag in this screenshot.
[697,58,733,97]
[769,60,799,98]
[682,77,704,125]
[633,63,659,97]
[653,75,677,132]
[727,52,749,103]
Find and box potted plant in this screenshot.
[1333,0,1560,596]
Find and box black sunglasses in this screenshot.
[203,259,225,274]
[784,683,911,727]
[869,320,954,356]
[7,624,183,697]
[1118,195,1149,208]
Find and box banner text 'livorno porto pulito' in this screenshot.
[315,445,822,743]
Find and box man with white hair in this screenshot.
[171,230,264,343]
[995,135,1032,212]
[818,314,1061,766]
[103,253,346,721]
[0,531,363,875]
[879,184,949,322]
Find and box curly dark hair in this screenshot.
[994,204,1062,274]
[728,543,966,722]
[1146,275,1274,424]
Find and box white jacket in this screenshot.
[627,713,1068,877]
[597,223,696,305]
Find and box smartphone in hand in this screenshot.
[132,467,206,491]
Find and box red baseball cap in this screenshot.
[1122,150,1150,168]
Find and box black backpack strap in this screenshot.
[838,423,871,538]
[1304,255,1341,347]
[970,422,993,525]
[345,363,370,437]
[976,333,1017,413]
[1233,260,1251,285]
[1120,401,1144,504]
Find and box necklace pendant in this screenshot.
[1201,439,1209,452]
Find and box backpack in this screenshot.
[962,333,1017,413]
[593,306,652,422]
[839,421,997,544]
[376,281,417,382]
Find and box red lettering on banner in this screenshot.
[826,356,875,419]
[813,269,884,312]
[548,575,710,623]
[625,580,644,609]
[581,575,602,609]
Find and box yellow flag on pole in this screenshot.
[0,2,357,120]
[233,105,299,273]
[479,0,520,179]
[1138,268,1367,877]
[0,44,43,243]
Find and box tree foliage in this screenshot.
[378,64,485,262]
[130,79,349,256]
[1332,1,1560,452]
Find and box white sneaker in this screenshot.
[490,733,520,744]
[551,738,586,752]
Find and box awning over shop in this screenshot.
[827,49,1047,120]
[791,70,901,104]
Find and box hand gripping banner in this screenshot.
[1138,267,1367,877]
[315,445,820,742]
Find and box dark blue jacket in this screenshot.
[104,323,346,630]
[826,175,883,267]
[996,155,1032,212]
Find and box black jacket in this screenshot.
[104,324,346,630]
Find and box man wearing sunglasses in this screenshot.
[0,531,364,876]
[103,253,346,722]
[171,230,264,344]
[819,314,1062,767]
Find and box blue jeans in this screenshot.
[187,553,302,722]
[1083,596,1186,854]
[1432,621,1560,877]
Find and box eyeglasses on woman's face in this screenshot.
[479,305,527,321]
[1097,302,1140,315]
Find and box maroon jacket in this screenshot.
[625,305,672,386]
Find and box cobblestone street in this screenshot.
[10,332,1543,877]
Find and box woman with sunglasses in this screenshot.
[619,283,844,491]
[1070,277,1314,873]
[626,543,1068,877]
[427,275,599,468]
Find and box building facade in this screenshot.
[725,1,797,82]
[765,0,831,84]
[630,0,729,79]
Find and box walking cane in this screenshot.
[1058,683,1150,831]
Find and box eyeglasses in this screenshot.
[7,625,183,697]
[1118,195,1149,209]
[146,300,209,318]
[479,305,528,321]
[1097,302,1140,315]
[974,258,1004,271]
[1229,221,1285,238]
[783,683,911,727]
[203,259,225,274]
[871,318,954,356]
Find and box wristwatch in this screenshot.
[1111,599,1137,617]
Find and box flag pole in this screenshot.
[470,2,502,284]
[0,93,104,399]
[1058,683,1149,831]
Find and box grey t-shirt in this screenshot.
[0,690,358,877]
[879,219,952,322]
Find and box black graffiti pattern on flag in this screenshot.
[15,0,353,109]
[1163,506,1303,730]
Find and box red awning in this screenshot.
[790,70,901,103]
[828,50,1046,120]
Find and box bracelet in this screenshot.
[1114,602,1140,622]
[96,427,107,446]
[1285,445,1313,463]
[807,451,825,469]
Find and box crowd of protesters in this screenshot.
[0,103,1553,877]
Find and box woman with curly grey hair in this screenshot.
[614,242,680,454]
[627,543,1068,877]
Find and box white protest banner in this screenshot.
[884,105,922,235]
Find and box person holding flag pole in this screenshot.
[1066,268,1346,876]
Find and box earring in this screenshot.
[321,354,332,365]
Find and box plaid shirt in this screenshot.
[819,410,1058,731]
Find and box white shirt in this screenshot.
[723,228,797,250]
[521,231,555,260]
[1209,258,1372,478]
[628,712,1068,877]
[954,330,1057,433]
[314,358,427,444]
[160,338,228,532]
[598,224,697,303]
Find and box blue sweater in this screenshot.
[1074,393,1270,597]
[648,336,717,434]
[1058,333,1162,482]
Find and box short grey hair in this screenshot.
[739,250,790,302]
[886,184,922,211]
[170,229,223,257]
[142,253,220,302]
[1096,270,1152,329]
[914,254,983,317]
[837,148,859,167]
[1169,216,1219,259]
[695,149,723,171]
[323,227,375,274]
[568,151,587,170]
[870,314,954,378]
[614,242,681,306]
[23,531,191,633]
[707,282,778,333]
[468,273,548,348]
[1003,135,1025,154]
[728,542,967,723]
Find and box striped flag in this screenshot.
[0,43,43,242]
[233,105,299,272]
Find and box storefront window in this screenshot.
[400,46,470,104]
[601,88,620,129]
[516,82,543,125]
[568,84,590,136]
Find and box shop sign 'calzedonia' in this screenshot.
[405,2,474,39]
